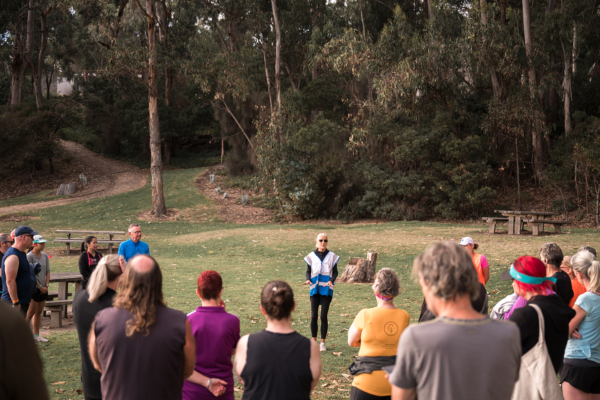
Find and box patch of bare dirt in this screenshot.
[0,214,36,222]
[136,208,181,222]
[0,140,147,216]
[195,166,273,224]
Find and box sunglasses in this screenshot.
[318,239,328,243]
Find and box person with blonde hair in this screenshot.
[234,280,321,400]
[88,255,195,399]
[73,254,123,400]
[561,256,586,308]
[561,251,600,399]
[302,233,340,351]
[348,268,410,400]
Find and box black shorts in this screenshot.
[31,288,48,303]
[351,386,391,400]
[560,363,600,393]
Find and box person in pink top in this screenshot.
[460,237,489,286]
[183,270,240,400]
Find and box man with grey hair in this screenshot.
[0,233,14,296]
[540,242,573,305]
[388,242,521,400]
[578,246,597,258]
[117,223,150,263]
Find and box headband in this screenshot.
[375,293,393,301]
[510,265,557,285]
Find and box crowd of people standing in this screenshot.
[0,223,599,400]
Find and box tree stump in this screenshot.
[56,183,77,196]
[339,252,378,283]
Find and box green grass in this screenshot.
[3,167,599,399]
[0,190,66,208]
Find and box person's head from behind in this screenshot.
[413,242,479,316]
[0,233,13,253]
[578,246,597,258]
[511,256,553,297]
[372,268,401,299]
[571,251,600,291]
[128,224,142,243]
[560,256,574,279]
[196,270,223,300]
[540,242,563,269]
[260,280,295,321]
[113,254,165,336]
[81,236,97,253]
[88,254,123,302]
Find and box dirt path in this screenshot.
[0,140,147,216]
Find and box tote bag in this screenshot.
[511,303,563,400]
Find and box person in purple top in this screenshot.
[183,270,240,400]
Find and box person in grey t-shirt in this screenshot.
[388,242,521,400]
[26,235,50,342]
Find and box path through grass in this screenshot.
[1,167,598,399]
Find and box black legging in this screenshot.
[351,386,391,400]
[310,294,332,340]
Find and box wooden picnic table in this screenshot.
[54,229,125,255]
[45,272,83,328]
[494,210,561,235]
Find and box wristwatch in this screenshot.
[12,301,20,306]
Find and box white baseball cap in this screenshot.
[33,235,47,244]
[459,237,474,246]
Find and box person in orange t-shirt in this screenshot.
[460,237,489,286]
[561,255,587,307]
[348,268,410,400]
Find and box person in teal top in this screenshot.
[117,224,150,263]
[561,250,600,399]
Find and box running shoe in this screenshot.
[35,336,49,343]
[319,342,326,352]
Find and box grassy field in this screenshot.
[1,167,598,399]
[0,190,66,207]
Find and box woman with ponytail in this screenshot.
[78,236,102,289]
[73,255,123,400]
[561,251,600,399]
[234,281,321,400]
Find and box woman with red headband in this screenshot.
[508,256,575,399]
[183,270,240,400]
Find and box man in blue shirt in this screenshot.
[118,224,150,263]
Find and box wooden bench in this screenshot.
[44,300,73,328]
[54,230,125,255]
[523,219,568,235]
[482,217,509,233]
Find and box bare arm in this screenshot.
[348,323,361,347]
[183,319,196,379]
[5,255,20,306]
[88,321,102,373]
[569,305,587,338]
[392,385,416,400]
[309,339,322,391]
[233,335,249,386]
[187,371,228,397]
[483,267,490,284]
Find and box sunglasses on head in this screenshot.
[318,239,328,243]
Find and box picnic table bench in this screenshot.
[482,217,509,233]
[44,272,83,328]
[54,229,125,255]
[492,210,565,235]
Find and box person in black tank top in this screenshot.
[234,280,321,400]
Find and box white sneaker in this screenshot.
[35,336,49,343]
[319,342,326,352]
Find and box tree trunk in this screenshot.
[426,0,434,22]
[522,0,536,99]
[146,0,166,217]
[261,39,273,115]
[480,0,501,100]
[339,253,377,283]
[515,137,522,210]
[561,38,572,134]
[10,14,24,106]
[271,0,282,117]
[156,0,171,107]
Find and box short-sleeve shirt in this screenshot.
[26,252,50,286]
[564,291,600,363]
[117,239,150,262]
[352,307,410,396]
[183,306,240,400]
[389,317,521,400]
